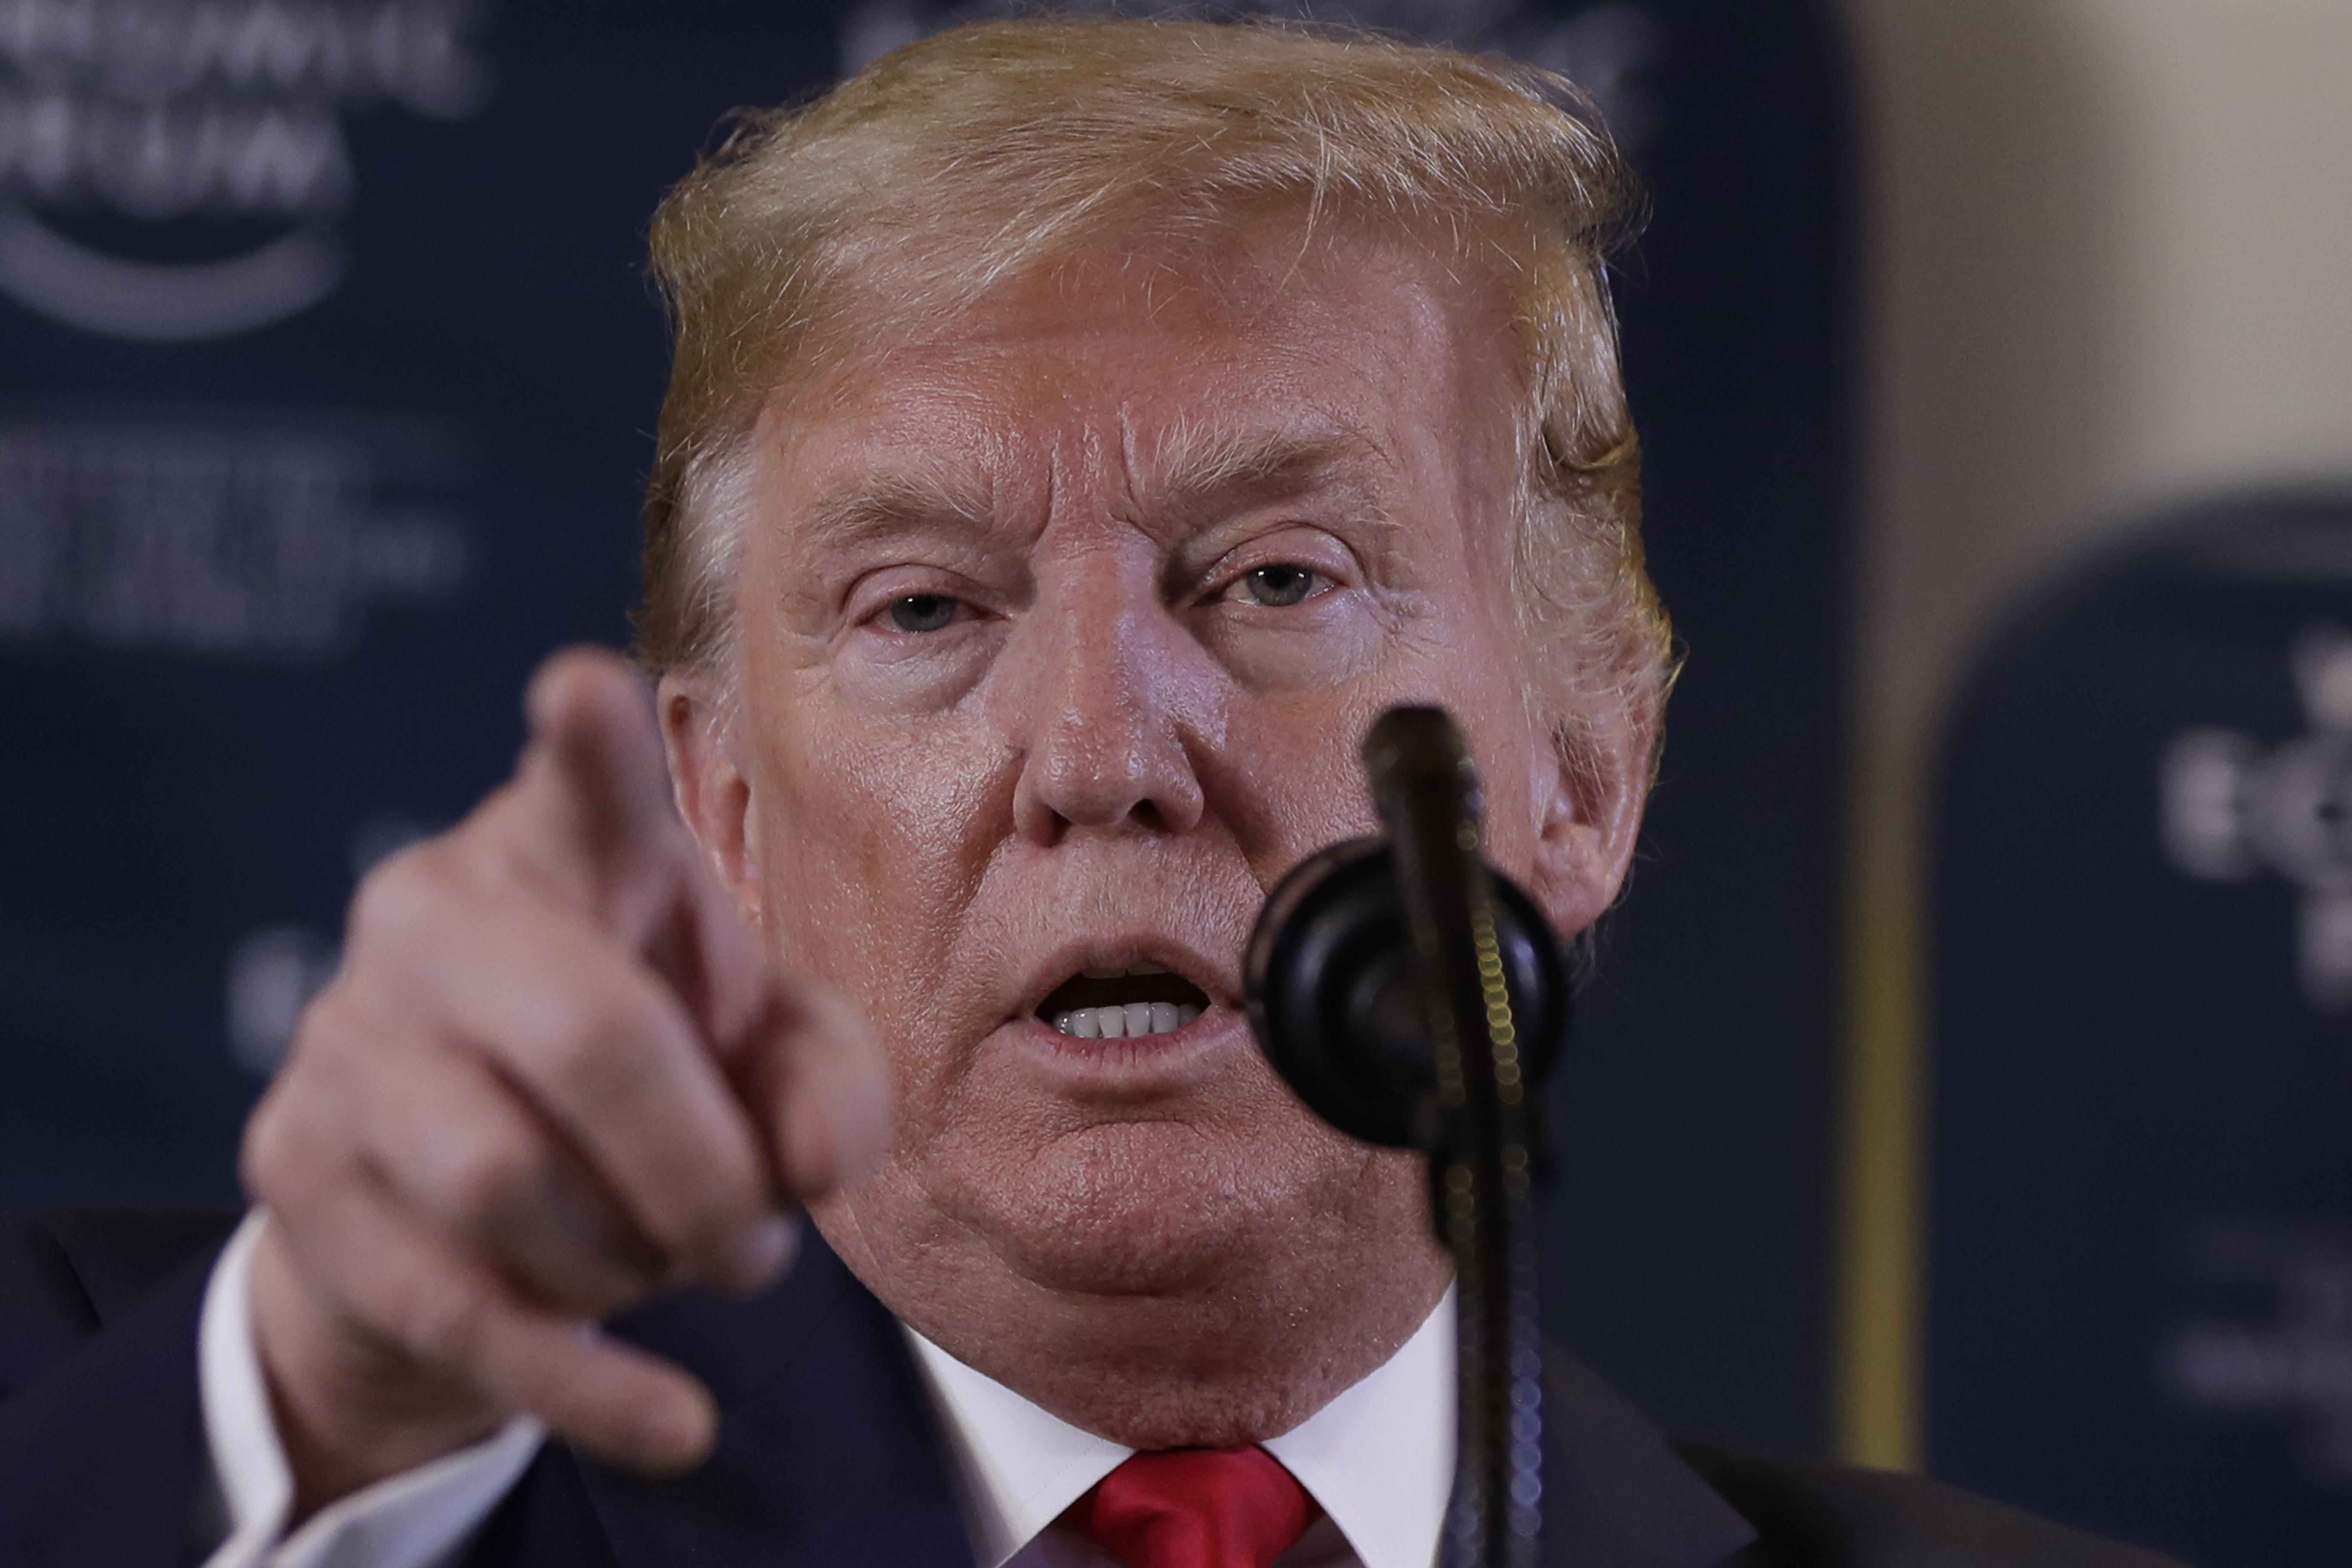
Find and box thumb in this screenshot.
[735,979,895,1202]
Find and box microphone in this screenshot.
[1242,836,1568,1151]
[1243,706,1565,1568]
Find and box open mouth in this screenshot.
[1035,963,1213,1039]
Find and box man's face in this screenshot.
[671,229,1632,1439]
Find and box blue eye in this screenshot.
[886,594,959,632]
[1240,564,1319,607]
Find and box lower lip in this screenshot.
[1006,1004,1247,1084]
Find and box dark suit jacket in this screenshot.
[0,1209,2186,1568]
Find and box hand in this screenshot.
[241,647,891,1516]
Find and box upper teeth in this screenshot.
[1054,1001,1200,1039]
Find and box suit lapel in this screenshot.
[567,1228,1754,1568]
[580,1223,973,1568]
[1540,1350,1760,1568]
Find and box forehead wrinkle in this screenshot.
[787,402,1400,573]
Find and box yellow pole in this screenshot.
[1837,772,1929,1471]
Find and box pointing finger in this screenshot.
[514,647,695,940]
[504,646,768,1053]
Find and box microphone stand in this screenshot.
[1244,706,1556,1568]
[1364,709,1546,1568]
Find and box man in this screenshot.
[0,17,2178,1568]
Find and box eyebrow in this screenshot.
[794,422,1382,554]
[799,462,1000,555]
[1137,422,1376,521]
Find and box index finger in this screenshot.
[513,647,687,933]
[493,646,767,1055]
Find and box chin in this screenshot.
[951,1117,1349,1297]
[815,1110,1450,1446]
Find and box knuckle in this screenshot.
[283,980,360,1069]
[239,1091,295,1200]
[384,1271,495,1369]
[665,1178,756,1264]
[248,995,379,1181]
[531,985,667,1112]
[432,1133,548,1231]
[655,1133,770,1275]
[346,844,453,954]
[505,982,609,1082]
[240,1075,346,1210]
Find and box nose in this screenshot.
[1002,560,1210,844]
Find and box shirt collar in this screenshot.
[903,1289,1455,1568]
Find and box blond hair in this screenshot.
[637,15,1672,756]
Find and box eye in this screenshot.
[1235,564,1323,608]
[884,593,961,633]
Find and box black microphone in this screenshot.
[1242,838,1568,1151]
[1243,706,1564,1568]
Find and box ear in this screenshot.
[1524,699,1654,939]
[658,670,763,928]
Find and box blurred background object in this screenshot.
[4,0,2346,1564]
[1836,3,2352,1564]
[1931,491,2352,1567]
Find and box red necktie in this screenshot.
[1067,1446,1322,1568]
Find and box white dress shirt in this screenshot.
[197,1215,545,1568]
[197,1212,1455,1568]
[906,1294,1454,1568]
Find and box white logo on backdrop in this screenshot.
[836,0,1663,148]
[0,413,468,655]
[2160,1216,2352,1485]
[2160,625,2352,1011]
[225,923,338,1072]
[0,0,493,340]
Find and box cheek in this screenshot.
[1213,693,1392,886]
[827,623,1002,716]
[1462,698,1547,847]
[1457,712,1552,892]
[751,711,1015,1053]
[1216,620,1544,889]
